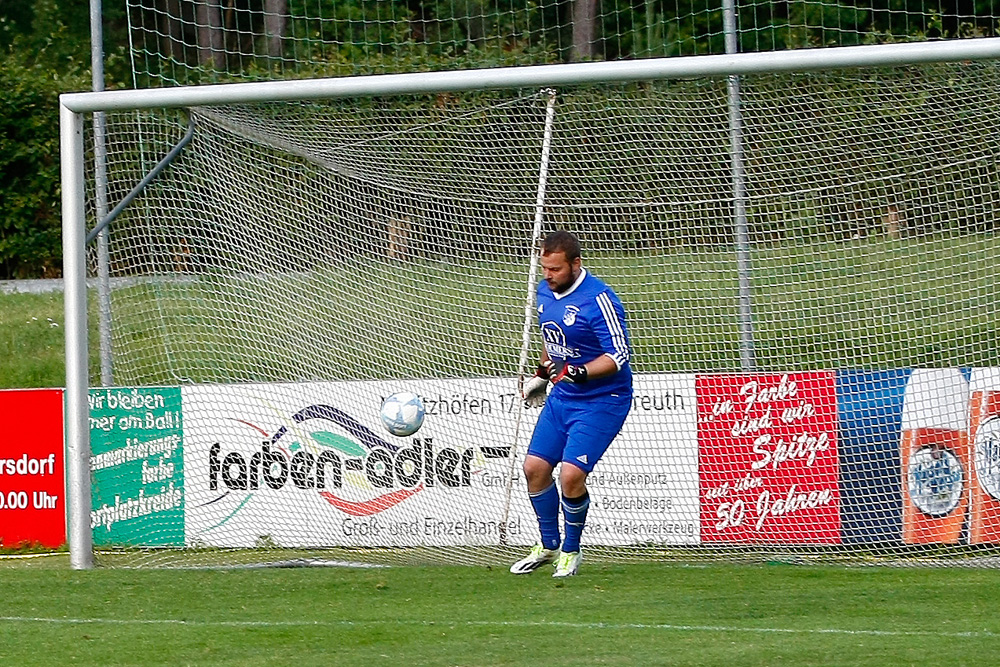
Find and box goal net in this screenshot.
[125,0,999,84]
[74,53,1000,568]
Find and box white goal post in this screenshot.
[62,38,1000,570]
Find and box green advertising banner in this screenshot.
[89,387,184,546]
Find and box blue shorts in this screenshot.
[527,391,631,474]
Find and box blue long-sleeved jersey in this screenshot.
[537,268,633,401]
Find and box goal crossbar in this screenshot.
[61,38,1000,114]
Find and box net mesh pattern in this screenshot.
[125,1,1000,85]
[84,63,1000,567]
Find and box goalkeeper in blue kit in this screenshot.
[511,230,633,577]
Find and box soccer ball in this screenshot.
[379,391,425,437]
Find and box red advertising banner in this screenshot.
[697,373,841,543]
[0,389,66,548]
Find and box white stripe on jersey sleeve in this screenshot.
[596,292,630,368]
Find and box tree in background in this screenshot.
[0,0,128,278]
[2,0,998,277]
[146,0,295,80]
[0,2,87,278]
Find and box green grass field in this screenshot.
[4,233,999,389]
[0,291,68,388]
[2,556,999,665]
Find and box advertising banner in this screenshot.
[586,374,699,545]
[899,368,969,545]
[89,387,184,546]
[0,389,65,548]
[698,373,841,543]
[969,368,1000,544]
[835,370,908,544]
[183,379,527,549]
[181,374,699,548]
[80,368,1000,549]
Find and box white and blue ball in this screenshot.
[379,391,425,437]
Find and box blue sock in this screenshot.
[560,491,590,553]
[529,481,561,551]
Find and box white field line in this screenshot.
[0,616,997,638]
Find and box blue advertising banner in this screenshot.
[836,370,909,544]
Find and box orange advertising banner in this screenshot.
[969,368,1000,544]
[900,369,969,545]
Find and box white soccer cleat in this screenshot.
[509,543,559,574]
[552,550,582,578]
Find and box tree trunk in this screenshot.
[196,0,226,70]
[571,0,598,61]
[263,0,288,59]
[158,0,183,61]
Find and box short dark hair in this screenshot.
[541,230,581,262]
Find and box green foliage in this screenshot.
[0,2,89,278]
[0,1,131,279]
[3,0,1000,278]
[0,58,85,278]
[0,3,33,49]
[136,0,1000,88]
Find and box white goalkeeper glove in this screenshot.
[521,362,553,408]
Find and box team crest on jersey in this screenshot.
[563,305,580,326]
